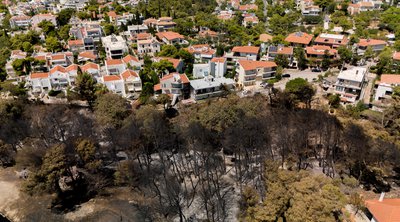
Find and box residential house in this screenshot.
[80,62,101,80]
[364,195,400,222]
[31,13,57,28]
[243,15,259,27]
[305,45,338,59]
[238,4,258,12]
[156,31,187,45]
[314,33,349,48]
[237,60,277,86]
[348,1,381,15]
[374,74,400,101]
[68,39,85,52]
[9,15,31,29]
[357,38,387,55]
[187,44,216,63]
[335,67,366,103]
[50,52,74,67]
[155,17,177,32]
[260,33,273,53]
[285,32,313,47]
[198,30,218,39]
[29,72,51,93]
[210,57,227,78]
[120,69,142,94]
[193,63,211,78]
[266,45,295,67]
[105,59,126,75]
[101,34,129,59]
[144,17,176,32]
[224,46,260,71]
[137,38,161,56]
[217,10,234,20]
[154,73,190,100]
[101,75,126,96]
[128,24,148,39]
[300,0,321,16]
[190,76,235,100]
[393,52,400,68]
[78,51,98,63]
[122,54,142,70]
[48,65,78,89]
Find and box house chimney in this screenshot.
[379,192,385,202]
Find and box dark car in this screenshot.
[311,68,321,72]
[282,74,291,78]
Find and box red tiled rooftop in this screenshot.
[285,32,313,45]
[238,60,277,71]
[232,46,259,54]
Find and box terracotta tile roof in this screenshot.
[49,65,66,74]
[143,18,157,25]
[156,31,184,41]
[161,73,189,83]
[211,57,226,63]
[120,69,139,79]
[81,62,99,72]
[380,74,400,85]
[103,75,121,82]
[34,55,47,61]
[394,52,400,61]
[244,16,259,23]
[66,64,78,72]
[78,51,97,60]
[106,59,124,66]
[232,46,259,54]
[199,30,218,38]
[260,33,273,42]
[187,44,216,55]
[306,45,337,55]
[30,72,49,79]
[365,198,400,222]
[285,32,313,45]
[68,39,84,46]
[122,55,139,63]
[270,46,293,55]
[159,17,173,21]
[137,32,152,40]
[358,39,387,47]
[10,15,31,21]
[239,4,258,11]
[51,54,66,60]
[154,83,161,91]
[107,11,117,18]
[238,60,277,71]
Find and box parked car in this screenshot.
[311,67,321,72]
[282,74,291,78]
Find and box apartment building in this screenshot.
[137,38,161,56]
[154,73,190,99]
[101,34,129,59]
[9,15,31,29]
[335,67,367,103]
[237,60,277,87]
[187,44,216,63]
[224,46,260,71]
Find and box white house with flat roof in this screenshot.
[101,34,129,59]
[335,67,367,103]
[374,74,400,101]
[190,77,235,100]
